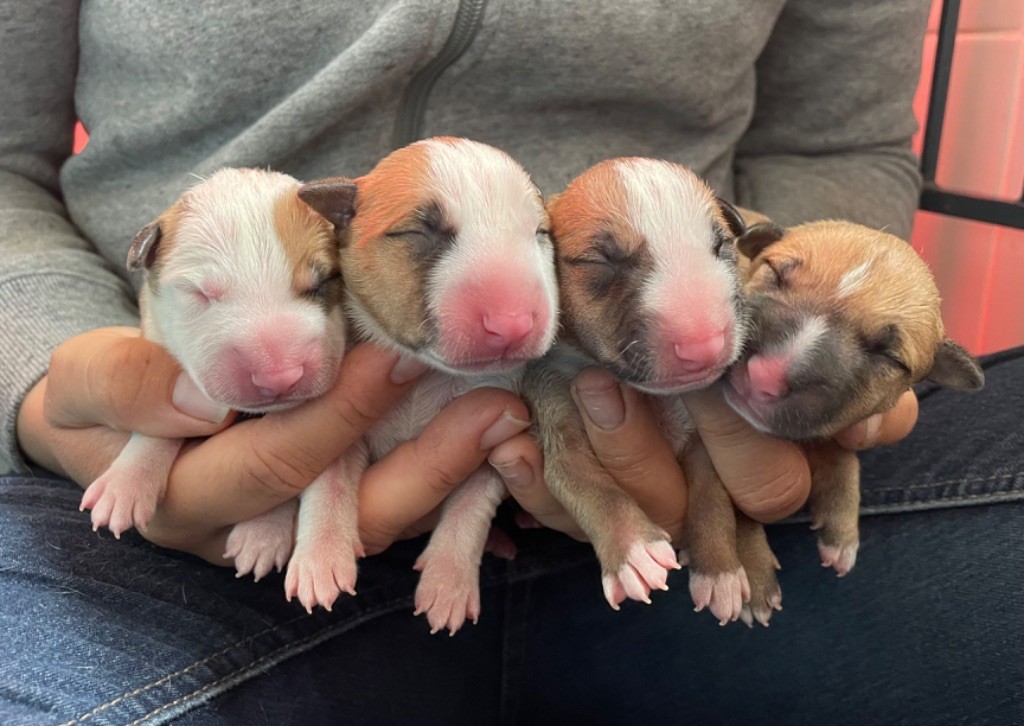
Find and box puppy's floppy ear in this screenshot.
[737,222,785,259]
[298,177,358,230]
[544,192,562,213]
[715,197,746,238]
[925,339,984,391]
[127,221,162,272]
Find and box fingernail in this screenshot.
[491,457,534,492]
[479,410,531,450]
[172,373,229,423]
[390,355,429,384]
[861,414,882,447]
[573,378,626,431]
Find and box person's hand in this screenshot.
[487,367,919,539]
[681,385,919,522]
[17,327,531,563]
[489,367,689,542]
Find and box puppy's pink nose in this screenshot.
[673,333,725,372]
[482,312,535,350]
[251,366,304,397]
[746,354,789,402]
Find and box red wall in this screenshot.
[911,0,1024,354]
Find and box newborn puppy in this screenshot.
[530,158,747,611]
[277,137,558,631]
[712,218,984,626]
[81,169,346,540]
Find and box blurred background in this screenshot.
[912,0,1024,355]
[70,0,1024,355]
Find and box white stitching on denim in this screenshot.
[125,596,409,726]
[867,472,1021,494]
[58,613,309,725]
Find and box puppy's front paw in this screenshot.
[80,468,160,539]
[689,568,750,626]
[225,502,297,582]
[601,538,681,610]
[817,538,859,577]
[284,533,362,613]
[413,550,482,636]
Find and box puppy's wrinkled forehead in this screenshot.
[354,137,544,243]
[757,222,945,376]
[158,168,336,295]
[552,158,724,254]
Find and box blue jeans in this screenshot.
[2,348,1023,725]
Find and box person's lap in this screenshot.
[3,347,1021,725]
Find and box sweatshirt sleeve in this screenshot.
[0,1,140,474]
[733,0,932,239]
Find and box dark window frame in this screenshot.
[919,0,1024,229]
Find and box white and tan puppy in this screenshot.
[699,219,985,627]
[81,168,347,540]
[529,158,748,613]
[246,137,559,632]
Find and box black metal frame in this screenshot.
[918,0,1024,229]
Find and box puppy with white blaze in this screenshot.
[528,158,748,617]
[80,169,348,546]
[258,137,558,632]
[692,217,984,627]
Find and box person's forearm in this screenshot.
[733,0,930,238]
[0,0,146,474]
[734,148,921,238]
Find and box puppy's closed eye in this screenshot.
[762,257,801,286]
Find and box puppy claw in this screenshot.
[284,536,360,613]
[690,568,749,625]
[226,505,296,582]
[81,470,159,537]
[414,550,482,635]
[601,540,679,610]
[818,540,859,577]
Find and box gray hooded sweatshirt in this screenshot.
[0,0,930,472]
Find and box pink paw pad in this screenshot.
[483,526,517,561]
[818,540,859,577]
[80,473,158,539]
[413,553,482,636]
[284,536,363,613]
[601,540,681,610]
[690,568,751,625]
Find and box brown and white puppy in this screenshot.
[81,168,347,540]
[530,158,748,612]
[262,138,558,631]
[711,219,984,626]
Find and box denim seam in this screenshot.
[783,490,1024,524]
[866,472,1021,493]
[57,612,313,725]
[122,598,409,726]
[60,568,516,726]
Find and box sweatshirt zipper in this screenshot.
[391,0,488,148]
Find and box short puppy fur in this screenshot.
[249,137,559,633]
[82,169,347,547]
[530,158,748,615]
[699,218,984,626]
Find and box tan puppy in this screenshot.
[696,218,984,626]
[235,138,559,633]
[530,158,748,612]
[81,169,347,540]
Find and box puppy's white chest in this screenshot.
[365,369,520,462]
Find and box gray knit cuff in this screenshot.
[0,270,138,474]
